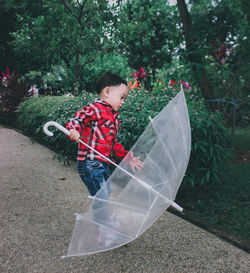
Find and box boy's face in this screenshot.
[102,84,129,112]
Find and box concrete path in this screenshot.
[0,125,249,273]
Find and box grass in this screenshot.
[177,126,250,241]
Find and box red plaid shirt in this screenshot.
[66,99,128,163]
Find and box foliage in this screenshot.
[17,88,231,191]
[9,0,116,94]
[19,52,131,95]
[17,93,96,160]
[119,88,232,189]
[0,67,31,113]
[2,0,46,17]
[3,0,248,117]
[177,126,250,240]
[79,52,132,93]
[184,98,232,188]
[189,0,250,110]
[116,0,179,81]
[178,161,250,240]
[0,0,46,71]
[0,8,15,72]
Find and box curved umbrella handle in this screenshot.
[43,121,70,137]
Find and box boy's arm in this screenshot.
[112,141,128,158]
[113,141,144,172]
[66,105,93,141]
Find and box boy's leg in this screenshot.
[78,160,120,245]
[77,160,110,195]
[77,160,111,221]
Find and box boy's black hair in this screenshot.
[96,72,127,94]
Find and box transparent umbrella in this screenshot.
[43,90,191,257]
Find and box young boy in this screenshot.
[66,72,143,200]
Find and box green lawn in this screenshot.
[177,126,250,241]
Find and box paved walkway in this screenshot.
[0,125,249,273]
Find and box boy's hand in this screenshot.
[129,155,144,173]
[69,129,80,142]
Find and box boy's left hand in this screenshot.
[129,155,144,173]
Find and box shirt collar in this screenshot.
[95,98,110,107]
[95,98,119,115]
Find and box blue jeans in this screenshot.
[77,159,111,196]
[77,160,111,222]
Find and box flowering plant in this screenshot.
[0,66,20,87]
[212,39,232,65]
[168,79,191,90]
[0,67,31,112]
[179,80,191,90]
[128,67,149,91]
[132,67,149,82]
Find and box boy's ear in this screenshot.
[103,87,110,98]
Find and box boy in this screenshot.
[66,72,143,200]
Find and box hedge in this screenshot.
[15,87,231,190]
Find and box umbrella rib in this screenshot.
[148,117,177,172]
[75,213,133,238]
[136,195,158,237]
[145,154,169,184]
[88,195,148,213]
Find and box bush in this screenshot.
[0,67,31,126]
[184,97,232,189]
[0,67,31,112]
[119,88,232,189]
[17,87,231,190]
[17,93,95,161]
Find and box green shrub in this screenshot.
[18,93,95,160]
[119,88,232,189]
[184,97,232,189]
[17,88,231,190]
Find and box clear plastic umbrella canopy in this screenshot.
[44,90,191,257]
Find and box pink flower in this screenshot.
[180,80,191,89]
[132,67,149,81]
[212,39,232,65]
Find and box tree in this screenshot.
[116,0,179,83]
[0,8,15,71]
[177,0,249,116]
[176,0,215,104]
[10,0,115,95]
[0,0,47,71]
[186,0,250,126]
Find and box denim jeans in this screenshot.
[77,159,111,222]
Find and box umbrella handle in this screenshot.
[43,121,116,164]
[43,121,117,166]
[43,121,70,137]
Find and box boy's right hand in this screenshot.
[69,129,80,142]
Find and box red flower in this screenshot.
[168,80,177,87]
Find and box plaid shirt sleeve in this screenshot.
[66,104,95,133]
[112,138,128,158]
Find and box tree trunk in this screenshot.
[177,0,216,106]
[74,51,80,96]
